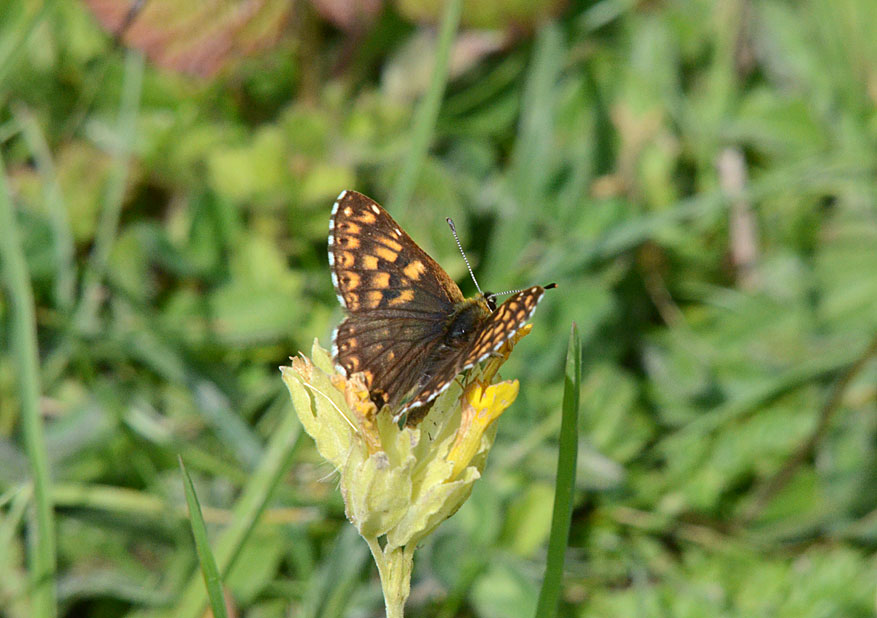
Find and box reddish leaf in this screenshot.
[310,0,383,32]
[82,0,294,77]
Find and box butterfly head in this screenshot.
[446,297,492,343]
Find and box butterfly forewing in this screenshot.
[329,191,463,315]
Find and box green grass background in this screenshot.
[2,1,877,616]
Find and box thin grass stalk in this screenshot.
[0,0,57,96]
[0,153,57,617]
[387,0,462,216]
[180,458,229,618]
[482,22,563,284]
[74,50,143,331]
[171,402,304,618]
[13,105,76,311]
[535,323,580,616]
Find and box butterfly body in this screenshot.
[443,297,490,343]
[329,190,547,420]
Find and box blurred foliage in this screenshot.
[1,0,877,617]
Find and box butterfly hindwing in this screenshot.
[333,314,445,409]
[400,286,547,411]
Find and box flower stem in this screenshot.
[365,537,413,618]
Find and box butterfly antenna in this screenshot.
[446,217,485,298]
[490,288,523,298]
[488,282,557,301]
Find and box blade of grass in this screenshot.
[660,346,859,446]
[179,458,229,618]
[387,0,462,216]
[541,152,874,280]
[0,153,57,617]
[534,322,581,617]
[482,22,564,284]
[75,49,144,332]
[0,486,33,615]
[307,526,370,618]
[91,286,266,469]
[50,481,316,528]
[13,104,76,311]
[171,394,305,618]
[0,0,57,101]
[738,333,877,525]
[121,327,264,468]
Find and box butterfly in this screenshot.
[329,190,552,422]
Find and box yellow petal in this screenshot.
[446,380,519,480]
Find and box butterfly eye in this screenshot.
[484,293,497,312]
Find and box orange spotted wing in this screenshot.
[329,190,547,420]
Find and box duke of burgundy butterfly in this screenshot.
[328,190,554,424]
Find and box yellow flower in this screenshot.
[280,326,531,617]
